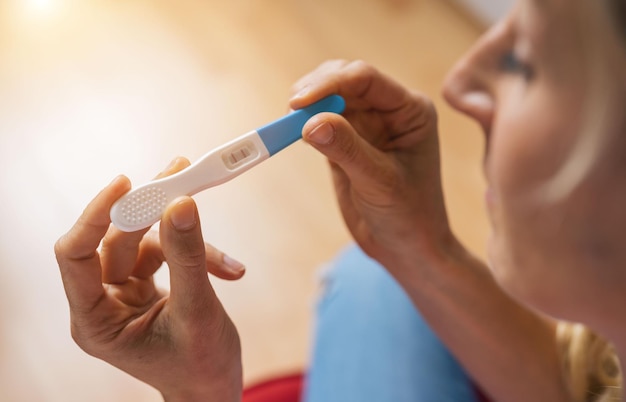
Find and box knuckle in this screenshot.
[411,90,438,123]
[321,59,350,72]
[70,323,99,357]
[347,59,374,75]
[337,130,361,165]
[70,325,87,349]
[346,60,377,83]
[100,233,129,256]
[204,244,223,265]
[369,160,399,193]
[69,312,124,359]
[53,236,66,260]
[291,59,351,95]
[343,60,378,98]
[172,246,206,270]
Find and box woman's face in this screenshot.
[443,0,626,325]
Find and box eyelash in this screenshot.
[500,51,534,80]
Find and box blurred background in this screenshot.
[0,0,511,400]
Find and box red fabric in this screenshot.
[242,372,494,402]
[242,373,303,402]
[476,387,493,402]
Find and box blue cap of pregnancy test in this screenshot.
[256,94,346,156]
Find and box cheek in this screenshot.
[489,112,571,198]
[484,95,582,307]
[487,87,583,225]
[487,77,585,193]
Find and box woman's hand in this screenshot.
[54,158,244,402]
[291,60,452,275]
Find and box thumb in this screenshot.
[302,112,397,204]
[160,197,218,318]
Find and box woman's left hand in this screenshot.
[54,158,245,402]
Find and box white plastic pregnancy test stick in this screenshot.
[110,94,345,232]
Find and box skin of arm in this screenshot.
[402,238,568,402]
[291,59,572,402]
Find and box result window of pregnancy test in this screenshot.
[222,141,259,170]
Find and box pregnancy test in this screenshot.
[110,94,345,232]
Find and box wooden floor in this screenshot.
[0,0,488,400]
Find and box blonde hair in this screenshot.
[557,322,622,402]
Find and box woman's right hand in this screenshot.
[291,60,453,276]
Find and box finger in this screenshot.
[302,112,399,207]
[159,197,220,318]
[132,230,246,281]
[54,175,130,312]
[290,60,409,113]
[153,157,192,181]
[100,157,191,284]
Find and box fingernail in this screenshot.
[161,157,179,174]
[292,85,310,99]
[109,175,130,193]
[306,122,335,145]
[223,254,245,274]
[109,175,126,186]
[170,198,197,231]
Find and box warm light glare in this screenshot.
[27,0,56,14]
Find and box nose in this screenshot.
[442,18,512,134]
[442,60,495,133]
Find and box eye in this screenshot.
[500,51,535,80]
